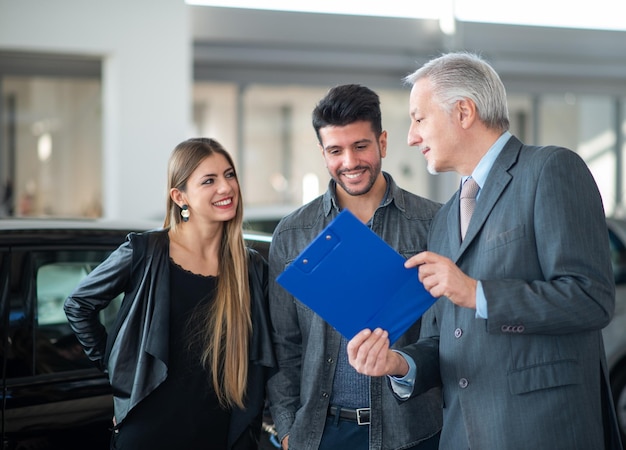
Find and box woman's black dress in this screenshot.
[111,260,230,449]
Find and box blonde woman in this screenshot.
[65,138,275,449]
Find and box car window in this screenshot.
[37,263,91,325]
[5,249,122,378]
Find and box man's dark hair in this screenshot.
[312,84,382,143]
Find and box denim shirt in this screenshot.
[267,173,443,450]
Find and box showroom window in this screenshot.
[2,51,625,221]
[538,94,620,216]
[0,52,102,218]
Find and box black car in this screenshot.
[0,218,273,450]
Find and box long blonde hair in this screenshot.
[164,137,251,409]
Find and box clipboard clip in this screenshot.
[293,229,341,274]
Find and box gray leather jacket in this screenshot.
[267,173,443,450]
[64,229,275,449]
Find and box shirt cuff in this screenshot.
[476,280,488,318]
[388,350,416,399]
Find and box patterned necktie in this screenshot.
[460,177,480,240]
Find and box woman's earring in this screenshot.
[180,204,190,222]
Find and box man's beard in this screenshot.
[335,163,380,196]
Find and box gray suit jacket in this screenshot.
[401,136,622,449]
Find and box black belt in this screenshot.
[327,405,371,425]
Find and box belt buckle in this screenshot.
[356,408,370,425]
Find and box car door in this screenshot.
[1,240,123,450]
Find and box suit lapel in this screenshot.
[448,183,463,254]
[454,136,523,261]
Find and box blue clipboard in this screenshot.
[276,209,436,344]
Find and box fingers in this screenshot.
[404,251,426,269]
[347,328,391,376]
[366,328,390,367]
[347,328,372,361]
[404,250,442,269]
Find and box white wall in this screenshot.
[0,0,191,221]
